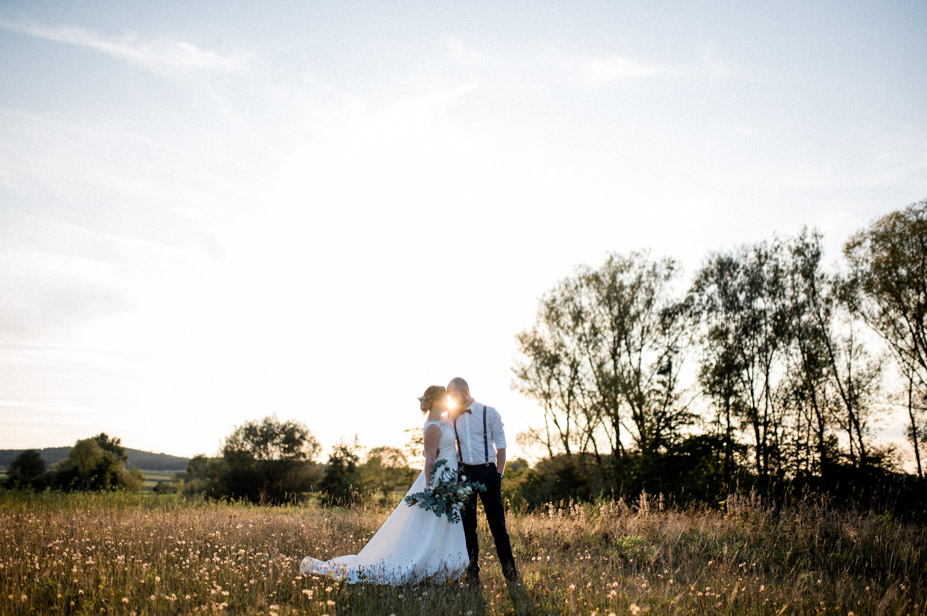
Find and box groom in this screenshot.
[448,377,518,584]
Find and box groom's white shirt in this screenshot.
[456,401,506,466]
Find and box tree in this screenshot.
[215,416,321,504]
[782,229,884,473]
[513,274,597,459]
[513,251,695,485]
[691,241,791,482]
[577,252,694,458]
[51,433,142,491]
[181,454,228,499]
[361,446,414,501]
[2,449,46,489]
[319,438,363,506]
[845,200,927,478]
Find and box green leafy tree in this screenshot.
[181,454,228,499]
[51,434,142,491]
[2,449,47,489]
[360,446,414,501]
[319,438,363,506]
[216,416,321,504]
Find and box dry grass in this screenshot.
[0,491,924,615]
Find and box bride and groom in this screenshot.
[299,377,518,586]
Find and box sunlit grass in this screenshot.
[0,490,924,615]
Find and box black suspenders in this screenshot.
[454,403,492,466]
[483,404,489,464]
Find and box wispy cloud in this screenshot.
[565,54,674,88]
[0,18,245,74]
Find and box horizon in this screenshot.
[1,2,926,467]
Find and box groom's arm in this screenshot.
[496,448,506,476]
[491,407,507,476]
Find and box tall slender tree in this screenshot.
[845,200,927,477]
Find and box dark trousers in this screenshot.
[461,463,517,581]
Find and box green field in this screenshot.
[1,491,925,615]
[138,470,180,491]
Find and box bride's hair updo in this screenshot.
[418,385,446,413]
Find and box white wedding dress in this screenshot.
[299,418,468,584]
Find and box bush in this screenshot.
[185,417,322,505]
[50,434,142,492]
[319,440,364,506]
[2,449,47,490]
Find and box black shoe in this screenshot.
[464,574,481,587]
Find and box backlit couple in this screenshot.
[299,377,518,585]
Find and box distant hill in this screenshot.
[0,447,189,472]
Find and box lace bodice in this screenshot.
[423,418,458,467]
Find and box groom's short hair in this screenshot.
[448,377,469,393]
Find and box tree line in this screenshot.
[4,200,924,514]
[2,434,143,492]
[511,199,927,513]
[181,417,421,506]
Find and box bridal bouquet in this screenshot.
[404,459,486,524]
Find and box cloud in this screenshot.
[569,54,674,88]
[0,18,245,74]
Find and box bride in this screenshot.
[299,385,468,584]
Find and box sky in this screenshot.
[1,1,926,464]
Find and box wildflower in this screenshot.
[327,600,336,606]
[20,594,28,602]
[149,594,156,601]
[629,604,641,615]
[122,597,129,604]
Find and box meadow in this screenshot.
[1,490,925,616]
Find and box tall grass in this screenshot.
[1,490,924,615]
